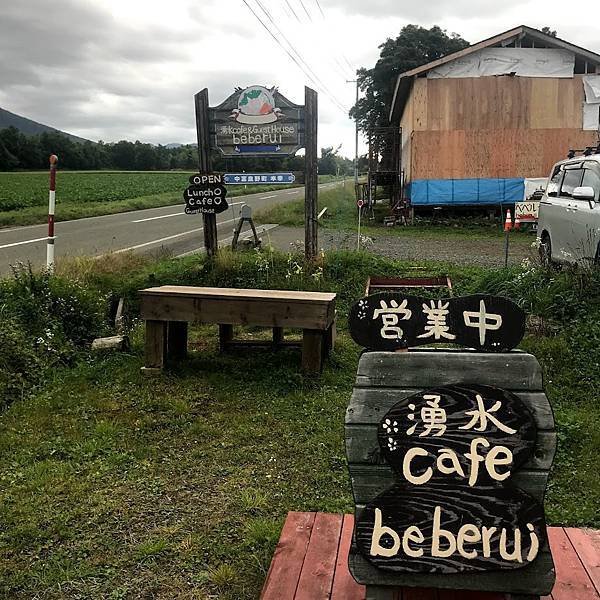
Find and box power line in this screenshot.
[250,0,349,111]
[314,0,325,18]
[241,0,349,112]
[310,0,356,77]
[259,0,349,84]
[298,0,313,21]
[284,0,301,22]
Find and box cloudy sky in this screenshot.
[2,0,600,157]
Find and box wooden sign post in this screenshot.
[304,86,318,262]
[194,89,218,256]
[345,294,556,599]
[193,85,318,260]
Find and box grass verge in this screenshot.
[255,184,535,243]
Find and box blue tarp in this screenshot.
[409,178,525,206]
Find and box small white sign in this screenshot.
[515,201,539,223]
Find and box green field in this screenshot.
[0,171,332,227]
[0,171,193,210]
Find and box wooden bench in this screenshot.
[261,512,600,600]
[139,286,337,373]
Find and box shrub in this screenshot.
[0,318,45,408]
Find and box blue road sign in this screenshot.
[224,173,296,185]
[234,144,281,154]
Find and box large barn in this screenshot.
[390,25,600,207]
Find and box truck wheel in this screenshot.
[539,233,552,268]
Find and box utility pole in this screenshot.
[347,79,359,185]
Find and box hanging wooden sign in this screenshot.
[354,384,546,574]
[209,85,304,157]
[348,294,525,352]
[183,172,228,215]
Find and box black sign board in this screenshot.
[183,173,228,215]
[209,85,304,157]
[355,384,546,574]
[348,294,525,352]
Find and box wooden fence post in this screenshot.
[304,86,318,262]
[194,88,218,257]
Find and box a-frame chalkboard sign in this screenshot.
[345,294,557,600]
[193,85,318,259]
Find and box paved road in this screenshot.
[0,183,338,274]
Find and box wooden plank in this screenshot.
[347,464,550,504]
[346,423,557,471]
[331,514,365,600]
[346,388,556,430]
[144,320,166,369]
[260,512,316,600]
[295,513,343,600]
[547,527,599,600]
[140,286,336,303]
[565,528,600,595]
[302,329,325,373]
[140,295,334,330]
[349,546,556,596]
[355,351,543,391]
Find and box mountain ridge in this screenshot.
[0,107,91,144]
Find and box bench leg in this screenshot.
[273,327,284,346]
[219,324,234,352]
[302,329,325,373]
[325,321,336,354]
[167,321,188,360]
[142,320,167,374]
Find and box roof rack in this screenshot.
[567,144,600,159]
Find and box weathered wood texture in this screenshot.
[194,89,218,257]
[144,320,167,369]
[400,76,598,181]
[304,86,318,261]
[140,286,336,373]
[345,350,556,595]
[261,512,600,600]
[411,128,598,180]
[140,286,336,329]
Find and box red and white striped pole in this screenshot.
[47,154,58,271]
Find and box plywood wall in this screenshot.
[412,128,598,180]
[404,75,586,133]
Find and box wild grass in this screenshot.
[255,183,535,243]
[0,250,598,597]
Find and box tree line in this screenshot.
[0,126,354,175]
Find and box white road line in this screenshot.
[260,195,277,199]
[286,191,299,195]
[0,236,48,250]
[109,217,237,254]
[132,211,183,223]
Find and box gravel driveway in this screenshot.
[264,226,535,267]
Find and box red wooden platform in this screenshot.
[261,513,600,600]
